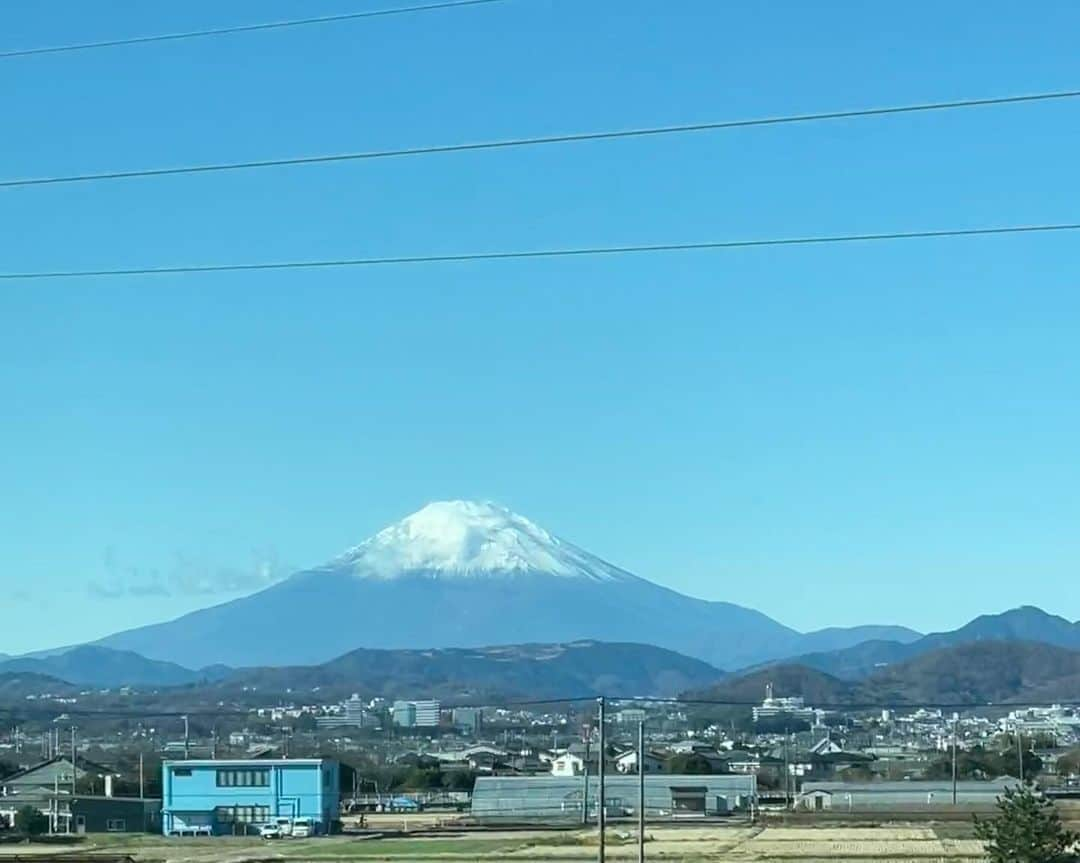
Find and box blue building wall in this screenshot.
[162,759,339,836]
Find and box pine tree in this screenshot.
[974,782,1078,863]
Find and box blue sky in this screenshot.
[2,0,1080,655]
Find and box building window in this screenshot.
[215,805,269,824]
[216,768,269,787]
[106,819,126,832]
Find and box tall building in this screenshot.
[392,699,441,728]
[413,700,441,728]
[453,707,484,733]
[392,701,417,728]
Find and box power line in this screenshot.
[0,0,510,60]
[1,222,1077,281]
[2,89,1078,190]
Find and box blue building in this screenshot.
[161,758,339,836]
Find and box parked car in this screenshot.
[259,823,283,840]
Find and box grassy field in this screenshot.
[0,824,995,862]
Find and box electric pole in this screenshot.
[951,717,958,805]
[183,715,190,760]
[582,730,590,827]
[598,697,606,863]
[637,720,645,863]
[1017,730,1024,783]
[71,727,77,795]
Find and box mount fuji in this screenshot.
[89,501,917,669]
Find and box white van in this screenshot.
[273,817,295,837]
[291,818,313,838]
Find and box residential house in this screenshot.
[614,750,664,775]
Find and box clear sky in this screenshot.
[2,0,1079,655]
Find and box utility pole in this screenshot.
[582,734,591,827]
[951,717,958,805]
[597,697,606,863]
[71,727,77,795]
[637,720,645,863]
[183,716,190,760]
[783,727,791,810]
[1017,730,1024,783]
[139,752,145,799]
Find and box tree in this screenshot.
[974,782,1078,863]
[926,746,1043,782]
[293,712,317,733]
[1056,749,1080,778]
[14,806,48,836]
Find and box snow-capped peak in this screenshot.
[329,500,634,583]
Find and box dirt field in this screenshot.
[0,823,995,862]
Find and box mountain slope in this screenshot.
[691,641,1080,706]
[860,641,1080,705]
[686,663,857,705]
[0,646,227,688]
[786,607,1080,679]
[221,640,724,700]
[91,501,821,669]
[0,672,78,699]
[916,606,1080,652]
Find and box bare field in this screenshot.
[0,824,992,862]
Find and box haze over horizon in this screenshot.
[4,0,1080,654]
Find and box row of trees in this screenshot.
[926,745,1044,781]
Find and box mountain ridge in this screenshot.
[778,607,1080,679]
[219,640,724,700]
[687,640,1080,706]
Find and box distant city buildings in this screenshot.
[317,695,380,730]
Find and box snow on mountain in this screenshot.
[329,500,634,582]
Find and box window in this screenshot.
[106,819,126,832]
[173,767,192,777]
[215,805,268,824]
[216,768,269,787]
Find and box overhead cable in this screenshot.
[2,222,1077,281]
[3,89,1078,189]
[0,0,511,60]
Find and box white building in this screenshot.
[752,683,816,723]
